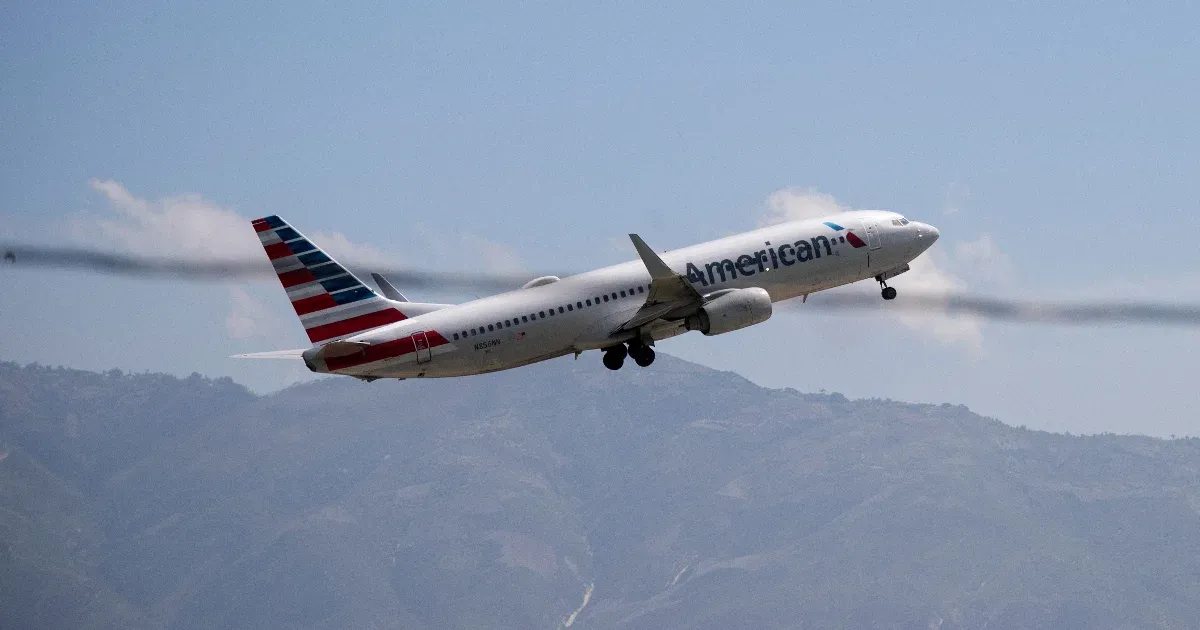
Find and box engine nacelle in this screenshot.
[685,287,773,336]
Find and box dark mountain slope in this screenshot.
[1,357,1198,628]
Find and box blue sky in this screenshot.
[3,2,1198,435]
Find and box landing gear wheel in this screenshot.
[629,345,656,367]
[602,345,627,370]
[881,286,897,300]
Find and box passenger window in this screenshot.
[488,324,494,332]
[586,299,592,306]
[539,311,546,318]
[567,304,573,311]
[522,315,529,323]
[558,306,564,314]
[620,290,626,298]
[611,293,617,300]
[504,321,511,328]
[576,301,583,309]
[548,309,554,316]
[453,333,459,340]
[603,295,609,302]
[470,329,477,336]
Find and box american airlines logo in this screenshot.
[683,223,866,288]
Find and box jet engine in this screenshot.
[685,287,772,336]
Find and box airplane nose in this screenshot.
[911,222,939,247]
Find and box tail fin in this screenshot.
[252,215,406,344]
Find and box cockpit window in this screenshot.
[899,217,910,225]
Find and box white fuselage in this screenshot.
[306,211,938,378]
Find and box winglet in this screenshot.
[629,234,675,280]
[370,273,409,302]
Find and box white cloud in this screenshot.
[410,223,525,275]
[462,233,524,274]
[77,178,530,306]
[943,181,970,216]
[894,252,983,348]
[759,187,990,350]
[82,179,260,260]
[954,234,1013,285]
[225,287,281,339]
[79,179,399,269]
[77,179,409,341]
[759,188,851,226]
[307,230,400,269]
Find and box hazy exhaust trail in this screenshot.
[5,243,1200,327]
[1,244,532,292]
[793,292,1200,327]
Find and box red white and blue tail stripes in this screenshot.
[252,215,406,343]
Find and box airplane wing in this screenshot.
[231,349,307,360]
[616,234,704,332]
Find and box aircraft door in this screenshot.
[411,331,432,364]
[860,219,882,250]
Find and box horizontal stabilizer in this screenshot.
[231,349,307,360]
[370,273,409,302]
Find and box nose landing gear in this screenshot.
[601,339,656,370]
[876,275,898,300]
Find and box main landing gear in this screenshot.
[602,340,656,370]
[877,275,898,301]
[629,341,656,367]
[602,344,627,370]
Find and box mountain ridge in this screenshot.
[2,357,1199,628]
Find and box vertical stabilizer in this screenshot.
[252,215,406,343]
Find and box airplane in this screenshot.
[235,212,939,379]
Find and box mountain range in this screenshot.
[2,356,1199,628]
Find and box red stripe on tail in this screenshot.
[263,242,294,260]
[306,308,406,343]
[291,293,339,316]
[278,268,317,288]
